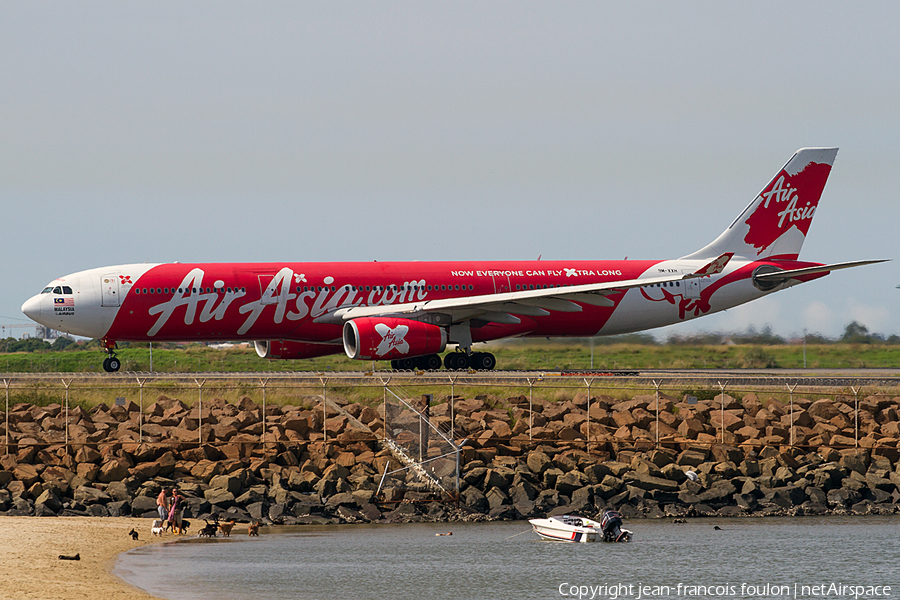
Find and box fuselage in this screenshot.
[21,256,822,347]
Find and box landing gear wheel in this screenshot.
[416,354,443,371]
[390,359,400,370]
[103,356,121,373]
[443,352,469,370]
[396,357,417,370]
[470,352,496,371]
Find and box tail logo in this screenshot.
[743,161,831,255]
[761,175,816,228]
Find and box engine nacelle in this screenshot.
[254,340,342,360]
[342,317,447,360]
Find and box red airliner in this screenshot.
[22,148,884,372]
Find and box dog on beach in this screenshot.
[248,521,260,537]
[129,528,139,540]
[180,519,191,535]
[198,520,218,538]
[218,520,235,537]
[151,519,165,536]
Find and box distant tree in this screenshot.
[840,321,884,344]
[51,337,76,351]
[1,338,51,353]
[666,332,723,345]
[803,332,833,344]
[733,325,785,345]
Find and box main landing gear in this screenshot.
[102,339,121,373]
[389,352,496,371]
[445,351,497,371]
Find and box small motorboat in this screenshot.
[529,511,632,543]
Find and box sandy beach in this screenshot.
[0,517,167,600]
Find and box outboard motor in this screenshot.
[600,510,630,542]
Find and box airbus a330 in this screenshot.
[22,148,884,372]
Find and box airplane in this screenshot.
[21,148,885,373]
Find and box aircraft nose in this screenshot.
[21,295,43,322]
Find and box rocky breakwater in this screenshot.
[0,390,898,524]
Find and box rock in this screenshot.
[107,500,132,517]
[485,487,508,509]
[204,488,236,507]
[12,464,41,488]
[510,481,538,505]
[676,449,707,467]
[326,492,358,508]
[35,489,63,513]
[131,494,159,514]
[209,474,244,497]
[542,468,564,489]
[808,399,842,421]
[840,452,869,475]
[623,472,679,493]
[98,459,130,483]
[74,485,112,505]
[462,487,488,512]
[526,451,552,475]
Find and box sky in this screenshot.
[2,2,898,341]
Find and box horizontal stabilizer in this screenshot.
[690,252,733,278]
[753,259,889,281]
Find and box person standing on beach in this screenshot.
[168,489,183,534]
[157,488,169,521]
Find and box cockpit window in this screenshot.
[43,285,73,294]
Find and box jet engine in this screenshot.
[254,340,342,360]
[342,317,447,360]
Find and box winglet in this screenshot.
[688,252,733,278]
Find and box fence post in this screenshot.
[851,386,860,449]
[259,378,269,445]
[653,380,661,448]
[448,374,459,440]
[320,378,329,442]
[584,378,593,450]
[380,377,391,441]
[136,377,146,443]
[3,379,9,455]
[194,378,206,447]
[527,378,536,441]
[61,379,72,450]
[786,383,798,447]
[717,381,727,444]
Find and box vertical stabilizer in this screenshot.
[681,148,838,261]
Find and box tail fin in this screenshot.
[682,148,838,261]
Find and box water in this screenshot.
[116,516,900,600]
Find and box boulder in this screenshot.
[98,459,130,483]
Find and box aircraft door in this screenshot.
[492,274,511,294]
[258,274,278,305]
[100,275,120,307]
[684,277,705,299]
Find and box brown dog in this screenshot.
[248,521,260,537]
[218,520,235,537]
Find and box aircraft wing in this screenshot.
[753,259,889,282]
[328,253,734,325]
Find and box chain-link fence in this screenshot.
[2,373,897,463]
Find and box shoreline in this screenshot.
[0,516,168,600]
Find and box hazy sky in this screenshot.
[3,2,898,341]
